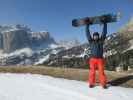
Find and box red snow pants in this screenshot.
[88,57,107,86]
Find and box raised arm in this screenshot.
[101,23,107,40]
[86,24,92,42]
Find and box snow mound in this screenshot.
[0,73,132,100]
[0,48,33,59]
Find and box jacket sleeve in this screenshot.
[86,25,92,42]
[101,23,107,40]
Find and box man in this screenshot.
[86,23,107,89]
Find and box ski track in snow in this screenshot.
[0,73,132,100]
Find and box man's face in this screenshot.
[93,35,99,40]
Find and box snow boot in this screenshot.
[89,85,95,88]
[102,85,108,89]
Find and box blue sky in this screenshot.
[0,0,133,43]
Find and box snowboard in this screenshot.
[72,12,121,27]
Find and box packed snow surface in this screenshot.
[0,73,132,100]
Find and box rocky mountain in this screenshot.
[42,43,89,68]
[0,24,56,53]
[103,18,133,70]
[0,24,80,66]
[57,39,80,49]
[0,24,59,66]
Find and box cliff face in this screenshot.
[0,25,56,53]
[0,33,3,49]
[2,30,30,53]
[29,31,56,48]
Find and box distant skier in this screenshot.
[86,23,107,89]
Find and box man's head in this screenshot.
[93,32,99,40]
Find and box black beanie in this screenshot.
[93,32,99,36]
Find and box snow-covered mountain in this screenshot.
[57,39,80,49]
[0,73,132,100]
[0,24,81,66]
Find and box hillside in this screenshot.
[104,17,133,70]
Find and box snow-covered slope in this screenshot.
[57,39,80,49]
[0,44,64,66]
[0,73,132,100]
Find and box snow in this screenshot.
[62,55,78,58]
[0,48,33,59]
[34,54,50,65]
[58,39,80,49]
[0,73,132,100]
[30,31,49,39]
[2,28,19,33]
[10,48,33,57]
[0,44,63,65]
[104,49,117,57]
[50,49,59,54]
[76,53,85,58]
[0,24,30,33]
[125,45,133,51]
[49,44,59,49]
[123,40,133,52]
[62,55,72,58]
[6,48,33,58]
[63,52,86,58]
